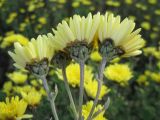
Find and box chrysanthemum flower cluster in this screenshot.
[8,11,144,120]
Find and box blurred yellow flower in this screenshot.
[58,0,66,4]
[6,12,17,24]
[155,9,160,15]
[104,63,132,85]
[0,96,32,120]
[72,1,80,8]
[81,0,91,5]
[2,81,13,95]
[28,4,35,12]
[144,15,151,20]
[56,63,93,87]
[148,0,157,4]
[150,72,160,83]
[7,71,28,84]
[30,79,42,87]
[137,75,149,86]
[143,47,160,59]
[1,34,29,48]
[84,80,110,100]
[150,32,158,39]
[106,1,121,7]
[141,21,151,30]
[19,23,27,32]
[82,101,106,120]
[38,17,47,25]
[135,3,147,11]
[125,0,133,5]
[21,90,42,106]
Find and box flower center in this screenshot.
[51,51,71,68]
[25,58,49,76]
[66,41,92,62]
[99,38,125,61]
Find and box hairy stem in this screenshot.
[87,57,107,120]
[40,75,59,120]
[78,61,85,120]
[62,66,78,120]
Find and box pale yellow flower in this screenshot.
[98,12,145,57]
[0,96,32,120]
[84,80,110,100]
[8,35,54,69]
[82,101,107,120]
[48,12,100,51]
[104,63,132,85]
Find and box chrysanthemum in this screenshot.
[56,63,93,87]
[0,96,32,120]
[21,90,42,106]
[8,35,54,75]
[104,63,132,85]
[98,12,145,58]
[48,12,100,62]
[7,71,28,84]
[49,12,100,50]
[82,101,107,120]
[84,80,110,100]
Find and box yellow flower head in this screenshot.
[137,75,149,86]
[21,90,42,106]
[104,63,132,85]
[1,34,29,48]
[38,17,47,25]
[8,35,54,69]
[143,47,160,59]
[7,71,28,84]
[98,12,145,57]
[0,96,32,120]
[150,72,160,83]
[6,12,17,24]
[48,12,100,51]
[13,85,36,94]
[2,81,13,95]
[82,101,107,120]
[85,80,110,100]
[56,63,93,87]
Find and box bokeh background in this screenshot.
[0,0,160,120]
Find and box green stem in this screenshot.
[78,61,85,120]
[40,75,59,120]
[86,57,107,120]
[62,66,78,120]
